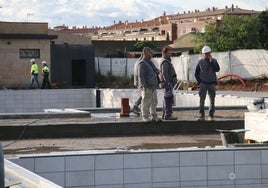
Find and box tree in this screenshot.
[133,41,155,51]
[194,15,262,52]
[258,10,268,49]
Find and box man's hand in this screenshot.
[208,54,212,62]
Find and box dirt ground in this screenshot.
[183,78,268,92]
[215,79,268,92]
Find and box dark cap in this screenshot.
[142,47,154,53]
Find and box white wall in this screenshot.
[95,49,268,81]
[0,89,254,113]
[5,159,62,188]
[0,89,96,113]
[8,147,268,188]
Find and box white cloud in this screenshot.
[0,0,266,28]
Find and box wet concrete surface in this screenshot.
[0,108,247,155]
[2,134,223,155]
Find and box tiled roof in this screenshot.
[58,27,99,34]
[53,24,100,34]
[170,7,260,20]
[53,5,261,39]
[102,14,171,31]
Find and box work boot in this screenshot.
[142,117,151,123]
[131,105,140,116]
[150,114,162,123]
[208,115,215,121]
[163,116,177,120]
[197,115,205,121]
[151,117,162,123]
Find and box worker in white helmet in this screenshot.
[194,46,220,121]
[29,59,40,89]
[41,61,52,89]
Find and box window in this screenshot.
[19,49,40,58]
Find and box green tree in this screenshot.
[258,10,268,49]
[133,41,155,51]
[194,15,261,52]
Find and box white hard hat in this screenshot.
[30,59,36,63]
[42,61,47,64]
[201,46,212,53]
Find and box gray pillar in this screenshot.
[96,89,101,108]
[0,143,4,188]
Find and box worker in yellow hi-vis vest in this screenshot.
[41,61,52,89]
[29,59,40,89]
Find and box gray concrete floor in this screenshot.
[0,109,247,155]
[0,108,247,126]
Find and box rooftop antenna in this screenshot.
[27,13,34,22]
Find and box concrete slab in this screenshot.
[0,112,245,140]
[0,110,90,119]
[245,110,268,142]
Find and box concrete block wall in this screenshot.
[101,89,253,109]
[0,89,96,113]
[8,147,268,188]
[0,89,253,113]
[5,159,62,188]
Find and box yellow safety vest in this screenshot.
[31,63,38,74]
[42,66,49,74]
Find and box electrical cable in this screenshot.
[2,113,51,148]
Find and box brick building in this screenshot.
[53,5,260,43]
[170,5,260,38]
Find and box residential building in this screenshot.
[53,24,99,38]
[53,5,260,43]
[92,11,176,41]
[170,4,260,38]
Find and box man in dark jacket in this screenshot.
[195,45,220,121]
[138,47,161,123]
[159,46,177,120]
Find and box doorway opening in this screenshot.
[72,59,86,86]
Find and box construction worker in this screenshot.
[29,59,40,89]
[130,53,143,116]
[195,45,220,121]
[41,61,52,89]
[138,47,162,123]
[159,46,178,120]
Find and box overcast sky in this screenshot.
[0,0,267,28]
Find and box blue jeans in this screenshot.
[29,74,40,89]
